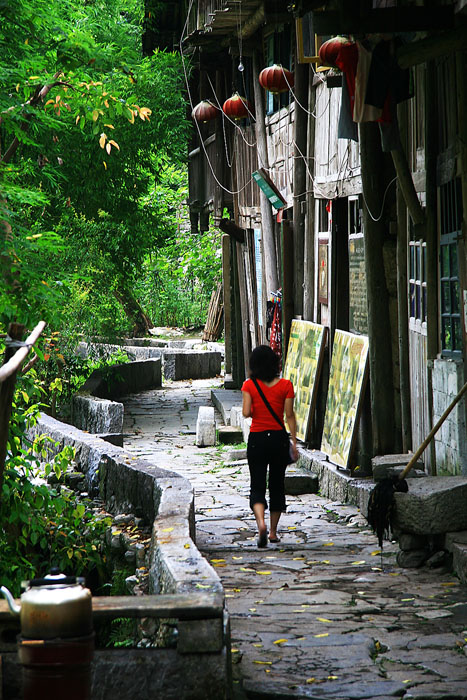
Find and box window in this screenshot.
[440,177,463,355]
[409,239,427,324]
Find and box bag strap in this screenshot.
[251,378,286,432]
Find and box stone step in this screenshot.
[217,426,244,445]
[285,468,319,495]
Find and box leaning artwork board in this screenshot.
[321,330,369,468]
[282,320,328,443]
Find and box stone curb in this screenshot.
[26,414,223,600]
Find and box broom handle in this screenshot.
[400,380,467,480]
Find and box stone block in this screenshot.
[217,426,244,445]
[196,406,216,447]
[163,350,221,380]
[393,476,467,535]
[284,469,319,495]
[72,395,124,434]
[371,454,424,481]
[177,618,224,654]
[399,533,429,551]
[397,549,429,568]
[225,447,247,462]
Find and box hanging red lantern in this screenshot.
[318,36,351,69]
[192,100,219,123]
[259,64,294,94]
[222,93,252,120]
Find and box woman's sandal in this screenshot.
[268,536,280,543]
[257,529,268,548]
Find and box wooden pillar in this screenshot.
[425,59,439,473]
[359,121,395,456]
[282,221,294,357]
[230,240,245,388]
[222,234,232,377]
[396,102,412,453]
[236,240,250,379]
[292,62,308,318]
[252,50,279,297]
[455,49,467,459]
[303,79,316,321]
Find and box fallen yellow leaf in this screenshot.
[253,661,272,665]
[161,527,174,533]
[321,560,330,564]
[184,543,190,549]
[316,617,332,623]
[371,550,381,556]
[252,643,263,648]
[323,542,334,546]
[287,526,297,530]
[306,678,316,684]
[240,567,255,572]
[351,560,366,565]
[232,556,243,560]
[273,639,288,645]
[211,559,225,563]
[314,633,329,638]
[256,571,271,575]
[249,608,256,612]
[328,675,338,680]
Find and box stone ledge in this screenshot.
[25,414,225,620]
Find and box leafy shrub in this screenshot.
[0,382,111,597]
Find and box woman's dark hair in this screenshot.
[249,345,280,381]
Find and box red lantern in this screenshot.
[222,93,252,120]
[318,36,351,69]
[259,64,294,94]
[192,100,219,123]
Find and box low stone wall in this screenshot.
[72,394,124,434]
[77,342,222,380]
[20,414,230,699]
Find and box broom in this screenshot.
[367,380,467,548]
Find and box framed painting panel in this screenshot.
[318,238,328,304]
[283,320,328,443]
[321,330,369,468]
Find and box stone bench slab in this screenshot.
[394,476,467,535]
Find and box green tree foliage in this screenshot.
[0,0,190,336]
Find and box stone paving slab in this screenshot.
[121,379,467,700]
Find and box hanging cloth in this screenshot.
[270,299,282,366]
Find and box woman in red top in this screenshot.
[242,345,298,548]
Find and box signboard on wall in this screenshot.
[349,234,368,334]
[318,238,328,304]
[283,320,328,443]
[321,330,369,468]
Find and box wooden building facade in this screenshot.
[182,0,467,475]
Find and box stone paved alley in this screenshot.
[121,378,467,700]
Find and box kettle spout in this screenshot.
[1,586,21,615]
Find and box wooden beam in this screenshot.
[312,7,454,35]
[0,593,225,622]
[219,218,245,244]
[397,24,467,69]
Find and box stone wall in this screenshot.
[20,414,230,699]
[432,358,467,475]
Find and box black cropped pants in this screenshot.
[247,430,287,512]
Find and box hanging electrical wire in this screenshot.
[361,176,398,222]
[179,0,254,196]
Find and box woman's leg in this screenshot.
[267,432,288,541]
[247,432,268,546]
[269,510,282,541]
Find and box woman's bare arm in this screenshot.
[242,390,252,418]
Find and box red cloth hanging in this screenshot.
[270,300,282,366]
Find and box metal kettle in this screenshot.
[1,569,92,639]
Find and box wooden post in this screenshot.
[396,102,412,453]
[303,79,316,321]
[230,240,245,388]
[293,62,309,318]
[252,50,279,297]
[222,234,232,377]
[0,323,25,490]
[425,59,439,473]
[282,221,294,357]
[455,48,467,455]
[359,122,395,456]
